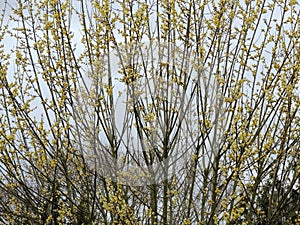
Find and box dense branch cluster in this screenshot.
[0,0,299,224]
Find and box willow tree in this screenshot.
[0,0,300,224]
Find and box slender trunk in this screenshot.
[162,164,169,225]
[150,183,158,225]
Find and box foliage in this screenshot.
[0,0,300,224]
